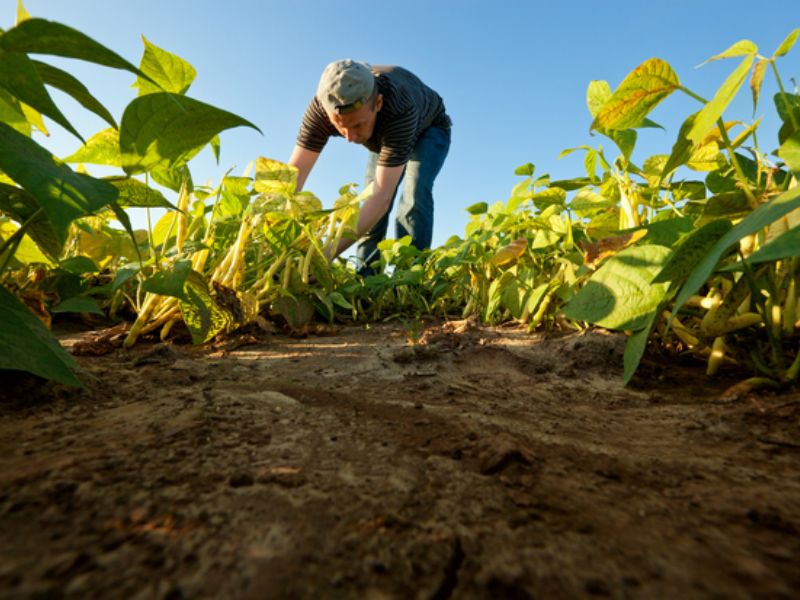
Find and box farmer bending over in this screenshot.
[288,59,452,274]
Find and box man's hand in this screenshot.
[329,163,404,258]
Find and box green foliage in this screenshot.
[0,284,82,387]
[0,122,118,245]
[563,245,672,330]
[2,7,800,393]
[119,93,261,175]
[0,4,260,388]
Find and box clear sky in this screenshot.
[3,1,799,246]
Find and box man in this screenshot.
[288,59,451,273]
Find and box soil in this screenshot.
[1,319,799,599]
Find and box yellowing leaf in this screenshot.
[687,54,755,144]
[686,139,722,171]
[64,127,121,166]
[254,157,298,195]
[592,58,680,130]
[773,28,800,59]
[16,0,31,24]
[579,229,647,266]
[702,39,757,63]
[490,237,527,266]
[586,80,612,118]
[750,58,768,113]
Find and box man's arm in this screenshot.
[331,163,404,258]
[288,144,321,192]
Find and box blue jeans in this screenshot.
[356,126,451,274]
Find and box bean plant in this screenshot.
[1,1,799,393]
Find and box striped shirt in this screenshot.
[296,65,451,167]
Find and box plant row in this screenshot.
[1,3,799,392]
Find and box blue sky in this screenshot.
[3,1,799,247]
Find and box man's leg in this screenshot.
[355,151,401,275]
[395,126,451,250]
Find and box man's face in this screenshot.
[328,95,383,144]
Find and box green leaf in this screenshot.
[120,93,261,174]
[606,128,637,161]
[774,92,800,123]
[652,219,733,283]
[643,216,695,247]
[673,185,800,315]
[63,127,121,166]
[135,35,197,96]
[687,54,754,145]
[0,122,118,244]
[150,163,192,192]
[466,201,488,215]
[570,189,614,211]
[779,129,800,174]
[592,58,680,130]
[525,282,551,318]
[562,244,672,330]
[59,255,98,274]
[499,277,526,319]
[550,177,594,191]
[0,182,61,258]
[0,50,82,141]
[773,28,800,59]
[273,295,314,331]
[0,87,30,135]
[51,295,104,315]
[530,187,566,209]
[141,259,193,299]
[701,190,751,219]
[112,265,140,291]
[32,60,116,128]
[662,112,698,177]
[179,271,234,344]
[105,176,177,209]
[514,162,535,176]
[328,291,353,310]
[0,18,145,76]
[623,310,658,385]
[0,283,82,387]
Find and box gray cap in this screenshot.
[316,59,375,115]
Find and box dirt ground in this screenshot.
[1,319,799,599]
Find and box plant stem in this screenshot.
[679,86,708,105]
[0,233,23,275]
[146,207,162,270]
[716,118,759,208]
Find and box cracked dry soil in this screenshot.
[1,321,799,599]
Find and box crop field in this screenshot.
[1,4,799,598]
